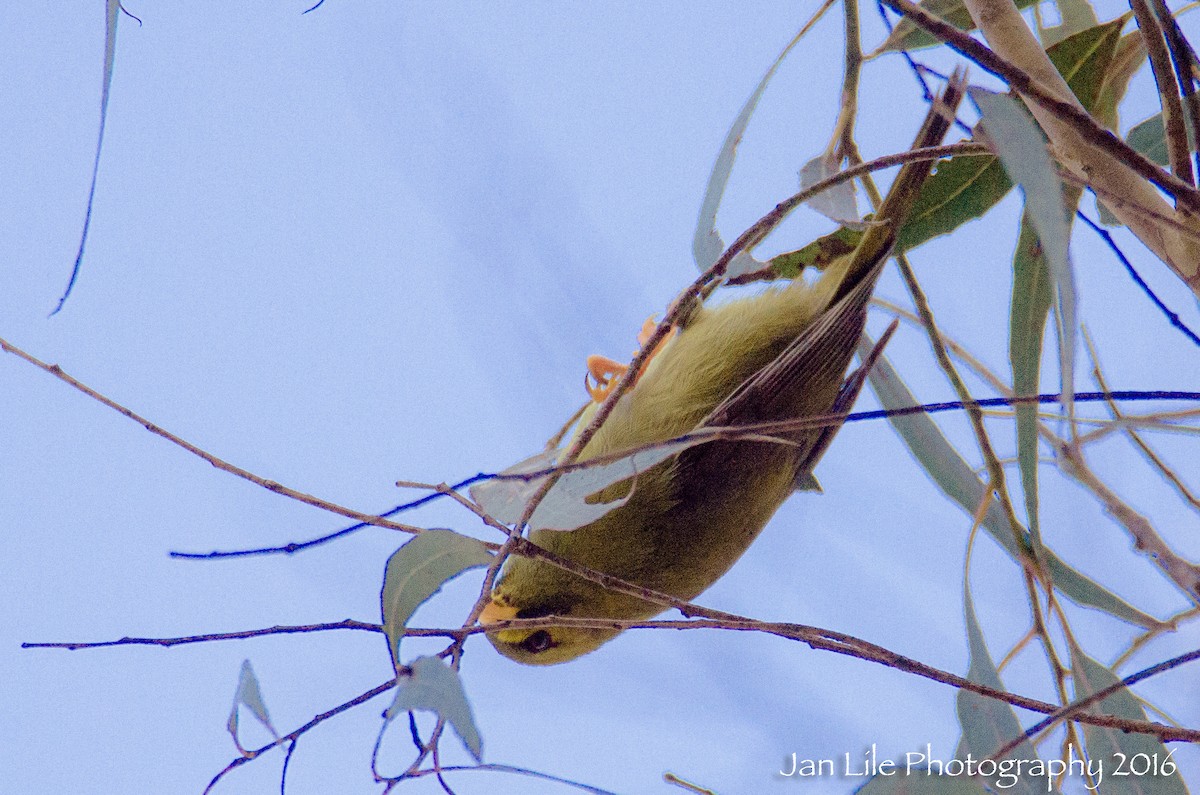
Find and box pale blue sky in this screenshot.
[4,4,1200,794]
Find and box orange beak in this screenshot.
[479,599,519,625]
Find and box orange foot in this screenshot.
[584,315,677,403]
[585,355,627,402]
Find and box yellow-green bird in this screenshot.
[479,77,964,665]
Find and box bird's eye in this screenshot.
[520,630,554,654]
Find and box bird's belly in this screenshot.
[534,439,798,613]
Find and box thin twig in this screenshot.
[204,678,397,794]
[989,645,1200,762]
[22,620,384,650]
[1131,0,1194,184]
[1076,212,1200,348]
[0,336,424,537]
[1086,330,1200,515]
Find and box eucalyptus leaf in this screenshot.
[973,88,1077,419]
[957,581,1045,795]
[755,21,1120,269]
[860,337,1163,630]
[469,449,560,526]
[799,153,864,226]
[893,19,1118,253]
[1069,644,1188,795]
[55,0,123,314]
[1095,29,1148,131]
[384,656,483,762]
[693,29,809,275]
[895,156,1012,253]
[226,659,279,752]
[768,228,864,279]
[1009,219,1054,552]
[1095,30,1149,224]
[528,440,697,531]
[1127,112,1198,169]
[381,530,492,667]
[1050,19,1124,110]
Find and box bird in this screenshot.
[477,76,964,665]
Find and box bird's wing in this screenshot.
[702,256,884,432]
[789,319,897,485]
[667,253,885,492]
[672,69,967,484]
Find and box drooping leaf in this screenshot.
[55,0,123,315]
[1009,220,1054,552]
[874,0,1040,54]
[1069,643,1188,795]
[957,580,1045,795]
[384,656,482,762]
[973,88,1077,419]
[227,659,279,754]
[860,338,1163,630]
[799,153,864,226]
[693,29,812,276]
[381,530,492,667]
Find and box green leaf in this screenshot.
[957,581,1046,795]
[894,19,1119,254]
[384,656,483,762]
[1069,644,1189,795]
[1126,112,1198,169]
[1128,114,1172,167]
[768,228,864,279]
[226,659,279,753]
[1049,19,1124,111]
[1009,220,1054,552]
[875,0,1039,54]
[895,155,1012,253]
[381,530,492,667]
[860,338,1164,630]
[973,89,1077,420]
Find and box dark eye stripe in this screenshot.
[515,597,574,619]
[515,605,556,619]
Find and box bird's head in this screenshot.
[479,585,623,666]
